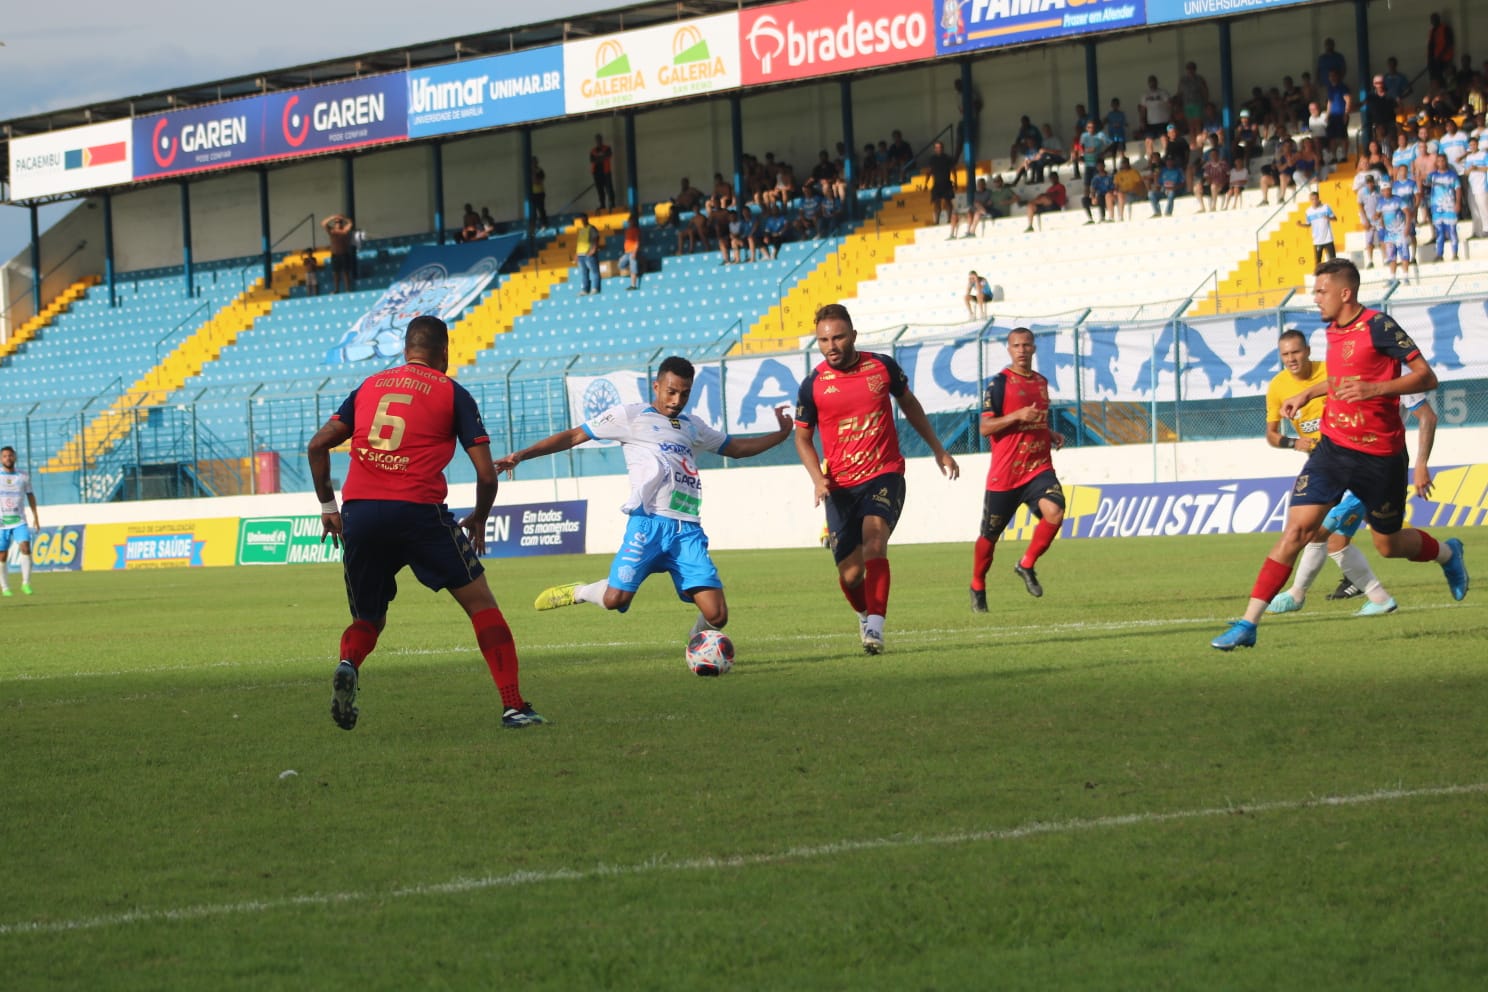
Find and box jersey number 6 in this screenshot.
[368,393,414,451]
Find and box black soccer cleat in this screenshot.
[970,587,988,613]
[331,661,359,731]
[1326,577,1363,600]
[1014,564,1043,598]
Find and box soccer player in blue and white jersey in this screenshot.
[0,446,40,597]
[1297,190,1338,263]
[1438,120,1469,174]
[1390,132,1416,175]
[512,356,792,642]
[1426,152,1461,262]
[1390,163,1419,220]
[1377,185,1415,281]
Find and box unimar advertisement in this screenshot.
[83,518,240,571]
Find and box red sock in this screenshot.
[1412,531,1440,563]
[1250,557,1293,603]
[339,619,379,670]
[1019,519,1059,569]
[864,557,891,616]
[971,537,995,591]
[839,575,867,613]
[472,608,525,710]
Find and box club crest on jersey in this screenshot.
[1341,341,1356,360]
[669,418,681,428]
[867,374,886,395]
[1294,474,1309,494]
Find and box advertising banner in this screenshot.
[740,0,936,87]
[453,500,588,557]
[8,120,133,200]
[83,518,239,571]
[237,515,344,565]
[934,0,1147,56]
[565,13,741,113]
[262,76,407,159]
[325,236,521,364]
[133,96,268,180]
[1146,0,1314,26]
[408,46,564,139]
[723,354,809,434]
[897,336,981,412]
[566,369,652,433]
[4,525,85,573]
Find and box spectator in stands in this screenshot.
[301,249,319,297]
[1323,68,1353,164]
[1198,103,1226,147]
[1140,75,1174,162]
[1357,138,1389,176]
[762,160,797,206]
[678,206,711,255]
[1427,151,1462,261]
[1081,161,1114,223]
[1037,123,1071,175]
[1024,171,1067,231]
[729,208,759,264]
[1070,104,1091,146]
[888,130,915,181]
[1149,156,1187,216]
[1393,163,1423,228]
[982,175,1023,225]
[956,177,994,237]
[927,140,957,227]
[796,184,824,241]
[456,203,481,242]
[759,203,790,258]
[1231,109,1262,168]
[1105,98,1129,158]
[1178,62,1210,140]
[1317,38,1346,85]
[1427,13,1454,86]
[1224,159,1250,210]
[860,144,883,189]
[573,213,601,296]
[964,270,992,320]
[1008,116,1042,168]
[617,211,643,289]
[819,189,845,236]
[529,157,548,232]
[1463,135,1488,238]
[1306,100,1329,145]
[589,134,615,210]
[1282,75,1307,133]
[1010,136,1044,186]
[1297,190,1338,263]
[1357,172,1384,268]
[707,194,734,259]
[1293,137,1321,186]
[1382,57,1411,101]
[811,150,845,201]
[1411,128,1437,223]
[1075,120,1108,181]
[1193,148,1230,213]
[664,177,705,228]
[1112,157,1147,220]
[1439,119,1469,173]
[1162,123,1192,183]
[322,213,356,293]
[1364,75,1400,148]
[479,207,497,240]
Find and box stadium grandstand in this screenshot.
[2,0,1485,508]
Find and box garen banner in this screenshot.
[934,0,1147,56]
[408,45,564,139]
[740,0,936,87]
[262,76,407,159]
[83,518,239,571]
[564,13,741,114]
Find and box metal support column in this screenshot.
[624,112,639,213]
[1218,22,1234,136]
[729,94,744,202]
[1084,43,1099,133]
[28,205,42,315]
[258,169,272,285]
[520,128,534,236]
[103,192,116,308]
[840,78,857,221]
[180,182,195,299]
[432,142,446,245]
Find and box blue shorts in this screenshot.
[825,472,907,564]
[1292,437,1408,536]
[0,524,32,553]
[608,514,721,607]
[1323,490,1367,538]
[340,500,485,621]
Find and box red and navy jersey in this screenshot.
[334,362,489,504]
[1323,307,1421,455]
[982,367,1054,490]
[795,351,908,489]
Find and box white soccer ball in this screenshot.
[686,629,735,676]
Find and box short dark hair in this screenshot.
[0,446,14,455]
[1279,329,1309,349]
[813,303,853,328]
[658,355,695,381]
[1007,326,1034,342]
[1315,257,1360,290]
[405,315,449,353]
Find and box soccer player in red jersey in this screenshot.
[969,328,1066,612]
[794,304,960,654]
[306,316,544,729]
[1212,259,1468,650]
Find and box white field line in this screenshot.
[3,782,1484,937]
[4,602,1471,686]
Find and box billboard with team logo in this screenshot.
[739,0,936,87]
[563,12,742,114]
[933,0,1147,55]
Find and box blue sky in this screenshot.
[1,0,614,266]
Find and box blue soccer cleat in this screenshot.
[1266,591,1303,614]
[331,661,359,731]
[1441,538,1468,601]
[502,703,546,729]
[1354,597,1398,617]
[1210,619,1257,651]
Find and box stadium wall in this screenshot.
[35,426,1488,570]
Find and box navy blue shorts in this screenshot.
[340,500,485,620]
[1292,437,1408,535]
[825,472,906,564]
[980,470,1065,540]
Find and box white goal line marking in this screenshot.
[3,782,1484,938]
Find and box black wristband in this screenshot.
[1280,436,1297,449]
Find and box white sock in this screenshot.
[19,554,31,585]
[574,580,609,605]
[1332,545,1387,603]
[0,562,8,592]
[689,613,718,639]
[1434,540,1455,565]
[864,614,884,639]
[1288,541,1329,601]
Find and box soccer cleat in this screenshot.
[0,588,10,597]
[1442,538,1468,601]
[331,661,359,731]
[970,587,988,613]
[502,703,546,729]
[1210,619,1257,651]
[1354,597,1398,617]
[1266,591,1303,614]
[1014,564,1043,598]
[862,629,885,655]
[21,584,32,595]
[534,582,581,611]
[1326,577,1363,600]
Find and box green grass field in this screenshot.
[3,532,1485,990]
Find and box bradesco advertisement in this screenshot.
[237,516,344,566]
[739,0,936,87]
[453,501,588,558]
[933,0,1146,55]
[82,519,239,571]
[564,12,741,114]
[4,525,85,573]
[408,45,564,139]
